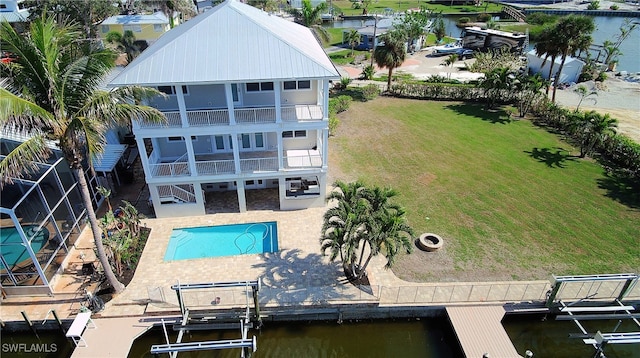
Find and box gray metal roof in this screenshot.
[109,0,340,87]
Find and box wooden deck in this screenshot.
[446,305,521,358]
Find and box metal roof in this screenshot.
[109,0,340,87]
[101,11,170,25]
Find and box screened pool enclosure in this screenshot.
[0,148,101,297]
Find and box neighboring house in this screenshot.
[108,0,340,218]
[527,49,586,85]
[0,0,29,23]
[99,11,178,46]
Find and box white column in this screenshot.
[176,85,189,128]
[137,137,152,179]
[274,80,282,123]
[225,83,236,125]
[322,129,329,168]
[277,131,284,170]
[236,180,247,212]
[231,134,241,174]
[322,80,330,120]
[148,184,161,212]
[185,136,197,176]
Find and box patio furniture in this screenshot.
[66,311,96,347]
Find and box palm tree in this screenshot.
[320,181,414,281]
[432,15,446,43]
[291,0,329,44]
[373,31,407,91]
[547,16,595,103]
[534,26,561,97]
[573,85,597,112]
[0,15,165,293]
[441,53,458,80]
[514,73,546,117]
[569,110,617,158]
[344,29,361,57]
[479,67,514,109]
[105,30,140,65]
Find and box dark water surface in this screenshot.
[127,317,463,358]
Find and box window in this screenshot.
[153,24,163,32]
[101,25,109,33]
[215,136,224,150]
[246,82,274,92]
[255,133,264,148]
[283,80,312,91]
[124,24,142,33]
[167,136,197,142]
[241,134,251,149]
[282,130,307,138]
[157,85,189,95]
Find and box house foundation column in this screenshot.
[236,180,247,212]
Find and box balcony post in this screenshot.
[137,137,152,179]
[225,84,237,125]
[275,81,282,123]
[231,134,241,174]
[176,85,189,128]
[322,129,329,168]
[277,131,284,170]
[236,180,247,213]
[322,79,330,120]
[185,136,197,176]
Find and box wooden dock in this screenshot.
[446,305,521,358]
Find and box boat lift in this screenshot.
[150,279,261,357]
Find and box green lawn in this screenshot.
[330,0,503,16]
[331,97,640,281]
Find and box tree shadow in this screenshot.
[524,147,577,168]
[596,171,640,209]
[445,104,512,124]
[252,249,364,306]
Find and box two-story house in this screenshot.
[99,11,178,47]
[108,0,340,218]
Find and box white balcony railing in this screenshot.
[195,160,235,175]
[240,158,279,173]
[149,162,190,177]
[138,105,324,129]
[283,154,323,169]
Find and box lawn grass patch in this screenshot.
[330,98,640,281]
[330,0,503,16]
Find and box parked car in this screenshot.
[455,48,475,60]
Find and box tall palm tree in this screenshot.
[0,15,165,293]
[291,0,329,44]
[534,26,561,97]
[373,31,407,91]
[344,29,361,57]
[548,16,595,103]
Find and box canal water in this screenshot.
[127,317,463,357]
[0,330,74,358]
[503,314,640,358]
[329,16,640,73]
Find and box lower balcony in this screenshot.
[147,149,322,179]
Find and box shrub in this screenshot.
[334,95,352,113]
[587,0,599,10]
[329,114,339,136]
[458,17,470,24]
[610,4,619,10]
[525,13,557,25]
[477,13,491,22]
[361,84,380,101]
[597,72,608,82]
[361,65,375,80]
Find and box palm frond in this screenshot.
[0,135,52,187]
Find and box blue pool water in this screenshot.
[0,225,49,270]
[164,222,278,261]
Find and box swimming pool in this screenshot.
[0,225,49,270]
[164,222,278,261]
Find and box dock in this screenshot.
[446,305,521,358]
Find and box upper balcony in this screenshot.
[137,104,324,129]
